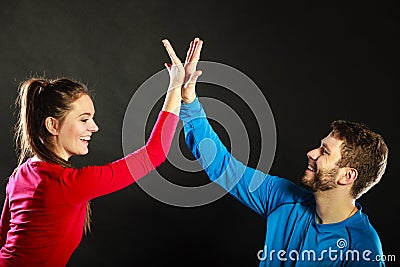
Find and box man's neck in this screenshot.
[314,190,357,224]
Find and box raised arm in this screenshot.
[180,98,270,215]
[180,98,312,216]
[179,39,311,215]
[60,39,204,204]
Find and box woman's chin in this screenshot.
[77,148,89,156]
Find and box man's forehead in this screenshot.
[322,133,343,148]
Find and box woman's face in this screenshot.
[52,94,99,160]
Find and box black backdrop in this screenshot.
[0,2,399,266]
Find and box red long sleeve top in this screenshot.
[0,111,178,267]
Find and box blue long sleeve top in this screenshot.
[179,98,385,267]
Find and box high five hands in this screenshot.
[162,37,203,104]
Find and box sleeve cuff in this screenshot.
[159,110,179,121]
[179,97,206,122]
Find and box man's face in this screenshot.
[302,132,344,192]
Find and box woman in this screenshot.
[0,37,203,267]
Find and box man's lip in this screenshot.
[307,164,316,172]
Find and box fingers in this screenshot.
[164,63,172,70]
[185,41,194,65]
[162,39,182,66]
[185,37,203,65]
[185,38,197,65]
[191,38,203,62]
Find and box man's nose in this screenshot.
[307,148,321,161]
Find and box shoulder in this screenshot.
[18,159,71,185]
[347,211,383,254]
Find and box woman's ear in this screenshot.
[45,117,60,136]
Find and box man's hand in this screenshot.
[182,37,203,103]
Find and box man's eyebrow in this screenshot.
[320,140,331,152]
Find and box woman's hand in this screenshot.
[163,39,186,90]
[161,39,185,115]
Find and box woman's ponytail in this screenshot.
[15,78,54,167]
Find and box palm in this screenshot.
[162,39,185,90]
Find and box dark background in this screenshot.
[0,2,399,266]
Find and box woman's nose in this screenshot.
[89,120,99,132]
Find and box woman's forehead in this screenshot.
[70,94,95,115]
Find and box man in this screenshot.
[175,39,388,266]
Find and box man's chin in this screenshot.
[301,175,318,192]
[301,175,338,192]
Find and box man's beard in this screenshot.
[301,166,339,192]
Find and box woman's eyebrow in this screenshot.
[78,112,93,117]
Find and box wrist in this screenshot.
[182,94,196,104]
[168,81,183,91]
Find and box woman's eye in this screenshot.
[81,119,88,123]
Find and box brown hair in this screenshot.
[15,77,93,233]
[331,120,388,199]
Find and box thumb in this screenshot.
[164,63,172,70]
[184,70,202,89]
